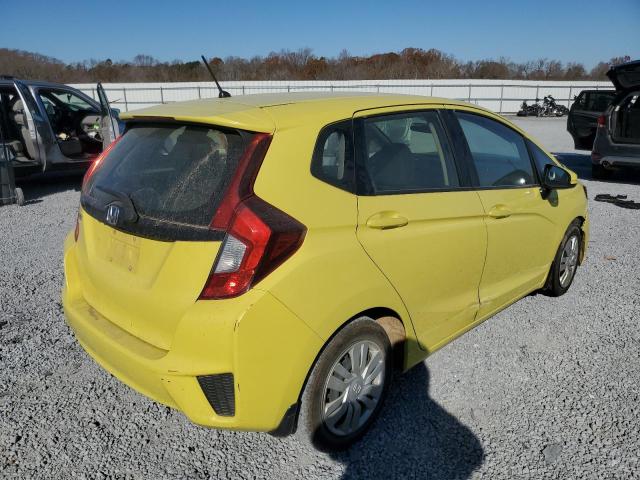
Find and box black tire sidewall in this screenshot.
[297,317,393,452]
[547,222,582,296]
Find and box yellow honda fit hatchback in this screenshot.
[63,92,588,451]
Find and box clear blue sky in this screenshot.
[1,0,638,68]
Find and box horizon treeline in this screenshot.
[0,48,631,83]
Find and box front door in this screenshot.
[354,107,487,352]
[96,82,121,149]
[13,81,55,170]
[452,109,557,318]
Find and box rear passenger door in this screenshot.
[354,107,487,352]
[451,109,557,319]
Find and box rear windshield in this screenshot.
[82,123,251,241]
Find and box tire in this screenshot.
[543,221,582,297]
[592,163,612,180]
[297,316,393,452]
[15,187,24,206]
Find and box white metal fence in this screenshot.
[70,79,612,114]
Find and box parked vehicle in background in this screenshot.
[517,96,569,117]
[592,60,640,178]
[63,91,589,451]
[567,89,616,150]
[0,77,120,176]
[540,95,569,117]
[517,100,540,117]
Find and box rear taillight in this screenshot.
[597,115,606,128]
[199,133,306,299]
[82,137,121,191]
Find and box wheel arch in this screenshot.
[270,306,408,437]
[573,215,587,264]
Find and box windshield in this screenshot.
[82,123,251,241]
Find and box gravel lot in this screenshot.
[1,118,640,479]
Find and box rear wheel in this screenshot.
[544,221,582,297]
[592,163,612,179]
[297,317,393,452]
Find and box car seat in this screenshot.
[9,98,38,160]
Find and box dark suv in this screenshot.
[592,60,640,178]
[567,89,616,150]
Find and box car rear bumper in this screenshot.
[592,154,640,168]
[62,233,322,432]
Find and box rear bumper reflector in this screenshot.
[197,373,235,417]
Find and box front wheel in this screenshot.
[296,317,393,452]
[543,221,582,297]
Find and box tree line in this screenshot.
[0,48,631,83]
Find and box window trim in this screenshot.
[450,109,541,191]
[353,109,467,196]
[310,119,356,194]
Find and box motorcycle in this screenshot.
[541,95,570,117]
[517,100,541,117]
[517,96,569,117]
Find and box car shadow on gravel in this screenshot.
[331,362,484,479]
[553,152,640,186]
[16,171,83,204]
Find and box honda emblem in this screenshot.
[105,204,120,226]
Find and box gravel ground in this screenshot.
[1,118,640,479]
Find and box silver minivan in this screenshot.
[0,78,120,175]
[592,60,640,178]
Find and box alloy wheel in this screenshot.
[321,340,386,437]
[559,234,580,288]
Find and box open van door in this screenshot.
[96,82,121,149]
[607,60,640,92]
[13,80,55,171]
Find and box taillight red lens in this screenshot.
[211,133,272,231]
[199,196,306,299]
[199,132,306,300]
[82,137,121,190]
[597,115,606,127]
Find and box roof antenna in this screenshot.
[201,55,231,98]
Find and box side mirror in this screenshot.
[542,164,572,192]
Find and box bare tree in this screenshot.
[0,48,632,83]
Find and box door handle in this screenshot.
[366,211,409,229]
[488,204,512,219]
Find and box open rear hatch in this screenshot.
[78,122,259,349]
[607,60,640,144]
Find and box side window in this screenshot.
[48,89,95,111]
[527,139,555,178]
[361,111,459,194]
[585,92,615,112]
[573,92,586,109]
[456,112,535,188]
[311,120,354,192]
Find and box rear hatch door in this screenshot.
[606,61,640,145]
[607,60,640,92]
[78,121,260,349]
